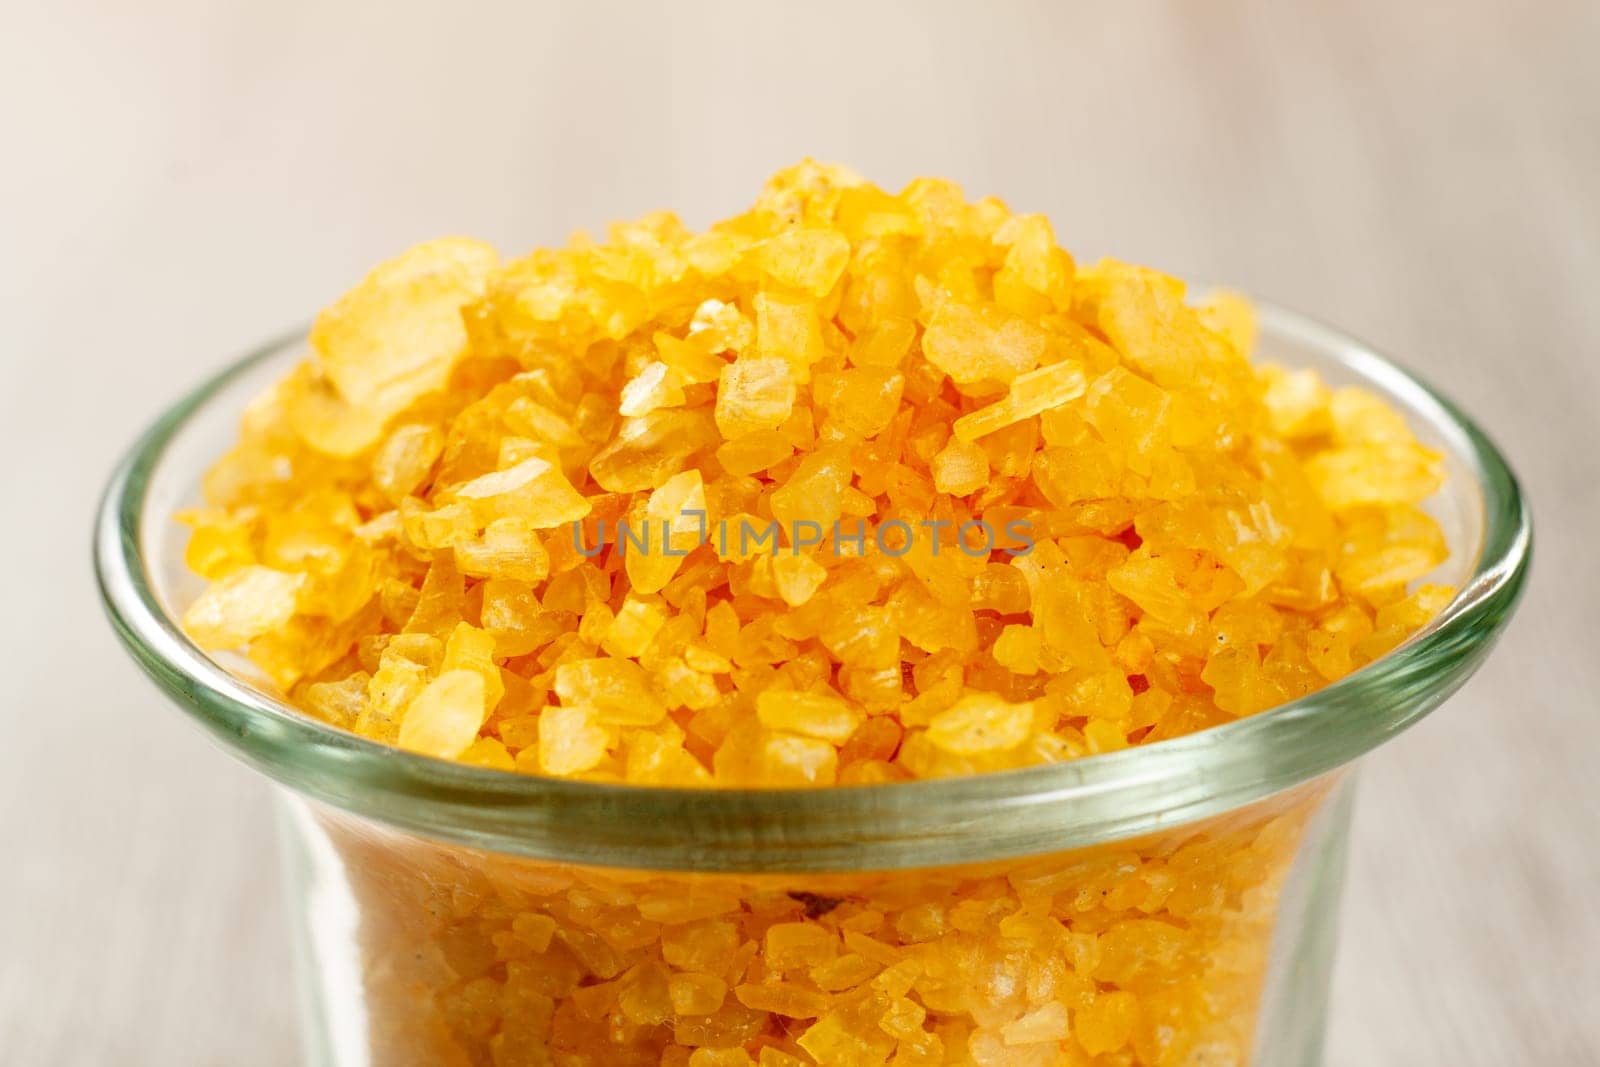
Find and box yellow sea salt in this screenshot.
[179,160,1458,1067]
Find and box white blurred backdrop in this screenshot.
[2,1,1596,1063]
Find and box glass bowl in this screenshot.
[96,301,1529,1066]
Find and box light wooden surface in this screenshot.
[2,1,1596,1063]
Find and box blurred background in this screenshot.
[3,1,1597,1063]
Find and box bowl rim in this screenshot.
[94,299,1532,872]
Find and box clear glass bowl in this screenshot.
[96,302,1529,1066]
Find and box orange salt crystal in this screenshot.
[669,972,729,1016]
[1074,989,1140,1056]
[395,668,487,758]
[756,689,862,743]
[1000,1001,1073,1045]
[733,981,832,1019]
[181,564,304,650]
[180,160,1457,1067]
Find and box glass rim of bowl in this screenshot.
[94,299,1531,873]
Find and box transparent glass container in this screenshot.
[96,303,1529,1066]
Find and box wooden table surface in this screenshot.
[3,1,1596,1063]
